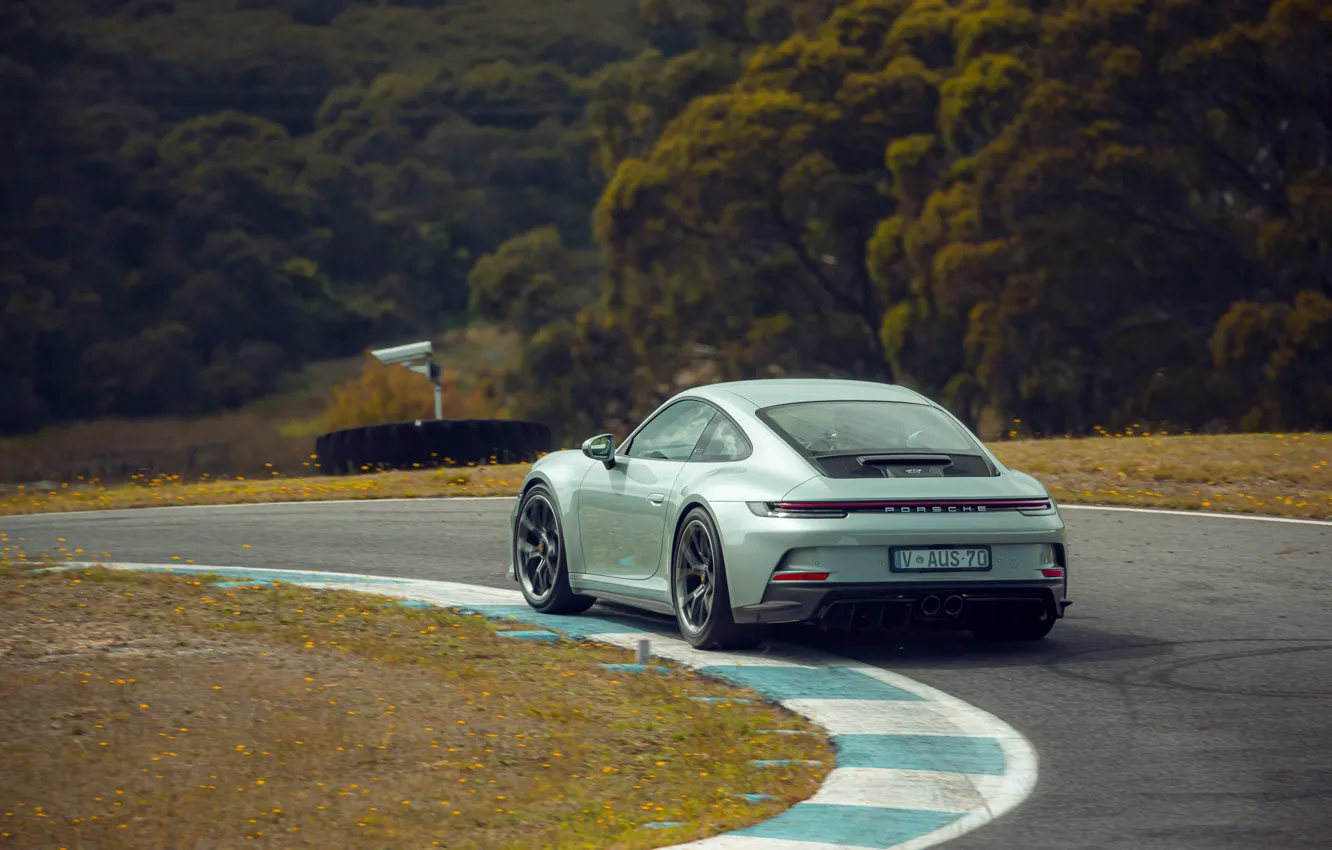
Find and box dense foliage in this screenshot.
[3,0,1329,440]
[0,0,657,432]
[587,0,1332,436]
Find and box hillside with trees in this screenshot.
[2,0,1329,442]
[0,0,657,432]
[575,0,1331,438]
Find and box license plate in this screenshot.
[891,546,991,571]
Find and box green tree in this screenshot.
[591,0,1331,435]
[467,226,599,336]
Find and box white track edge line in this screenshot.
[1058,503,1332,526]
[7,496,1331,526]
[2,495,516,518]
[806,767,1007,813]
[44,560,440,583]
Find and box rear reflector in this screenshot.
[1041,568,1064,577]
[772,572,830,582]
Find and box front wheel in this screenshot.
[514,485,596,615]
[671,508,765,651]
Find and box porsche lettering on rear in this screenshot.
[885,505,987,512]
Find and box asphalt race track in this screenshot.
[5,499,1331,849]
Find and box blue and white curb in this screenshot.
[49,562,1038,850]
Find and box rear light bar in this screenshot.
[748,498,1053,518]
[771,572,830,581]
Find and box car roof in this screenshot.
[690,378,930,408]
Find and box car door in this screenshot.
[578,400,717,579]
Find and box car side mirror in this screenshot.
[581,434,617,468]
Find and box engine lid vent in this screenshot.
[810,452,998,479]
[858,454,950,479]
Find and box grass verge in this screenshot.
[0,565,827,849]
[0,464,532,515]
[995,431,1331,519]
[2,433,1328,520]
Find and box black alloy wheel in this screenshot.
[514,486,596,614]
[671,507,765,650]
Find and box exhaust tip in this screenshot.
[919,595,941,616]
[943,595,964,616]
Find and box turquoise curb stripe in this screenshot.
[41,563,420,587]
[600,663,671,674]
[213,580,278,588]
[466,605,666,637]
[735,803,963,846]
[496,630,560,642]
[834,734,1006,775]
[696,665,926,701]
[198,567,414,586]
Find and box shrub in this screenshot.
[318,356,497,432]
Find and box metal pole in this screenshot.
[433,382,443,420]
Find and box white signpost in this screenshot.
[370,340,442,420]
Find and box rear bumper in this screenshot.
[732,579,1070,627]
[708,500,1069,610]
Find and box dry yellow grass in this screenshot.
[0,565,827,849]
[3,433,1328,520]
[0,409,318,487]
[992,431,1331,519]
[0,464,533,515]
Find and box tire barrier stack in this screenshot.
[314,419,554,475]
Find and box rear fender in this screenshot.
[658,462,816,583]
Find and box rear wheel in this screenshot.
[671,508,765,651]
[970,603,1056,641]
[514,486,596,615]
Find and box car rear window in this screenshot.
[759,400,980,455]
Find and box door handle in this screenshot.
[646,493,666,506]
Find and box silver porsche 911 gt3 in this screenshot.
[507,378,1070,650]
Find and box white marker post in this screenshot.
[636,638,651,665]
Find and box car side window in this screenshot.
[694,415,751,462]
[626,400,716,461]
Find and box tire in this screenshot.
[671,507,766,651]
[970,603,1056,641]
[513,485,596,615]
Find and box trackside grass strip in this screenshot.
[0,565,827,849]
[1,433,1328,520]
[995,432,1331,519]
